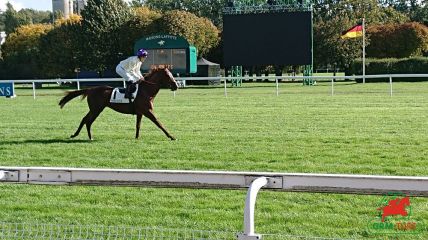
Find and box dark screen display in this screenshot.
[223,12,312,66]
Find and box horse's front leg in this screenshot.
[135,114,143,139]
[143,110,176,140]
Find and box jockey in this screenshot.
[115,48,148,101]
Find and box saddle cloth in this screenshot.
[109,85,138,104]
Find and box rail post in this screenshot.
[224,78,228,97]
[275,77,279,96]
[32,82,36,99]
[237,177,268,240]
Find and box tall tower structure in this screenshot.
[0,32,7,46]
[52,0,74,18]
[74,0,87,15]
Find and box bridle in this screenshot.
[141,69,175,86]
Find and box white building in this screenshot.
[52,0,74,18]
[74,0,87,15]
[52,0,87,18]
[0,32,6,46]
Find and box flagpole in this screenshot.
[362,17,366,84]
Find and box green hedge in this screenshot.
[345,57,428,82]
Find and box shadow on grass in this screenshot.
[0,138,92,146]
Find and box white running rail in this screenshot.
[1,167,428,239]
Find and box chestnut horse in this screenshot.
[59,68,178,140]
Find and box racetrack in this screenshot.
[1,81,427,239]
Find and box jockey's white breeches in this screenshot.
[116,65,139,83]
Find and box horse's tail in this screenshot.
[59,89,89,109]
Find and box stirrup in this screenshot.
[128,95,134,103]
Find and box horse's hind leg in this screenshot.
[70,113,90,139]
[70,108,103,140]
[143,110,176,140]
[85,108,104,140]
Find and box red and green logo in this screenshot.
[368,192,422,235]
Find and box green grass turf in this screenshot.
[0,81,427,239]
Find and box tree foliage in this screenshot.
[313,0,409,68]
[314,17,362,69]
[128,0,144,7]
[0,12,5,32]
[118,7,162,56]
[4,3,22,34]
[1,0,427,77]
[153,10,220,57]
[81,0,132,72]
[119,8,220,58]
[3,3,51,34]
[366,22,428,58]
[314,0,408,23]
[144,0,225,27]
[19,9,52,24]
[1,23,53,78]
[38,15,84,78]
[386,0,428,25]
[1,1,220,76]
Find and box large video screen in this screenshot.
[223,12,312,66]
[141,49,187,72]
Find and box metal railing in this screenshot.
[2,74,428,99]
[1,167,428,239]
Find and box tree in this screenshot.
[20,9,52,24]
[144,0,226,27]
[153,10,220,57]
[81,0,132,72]
[129,0,145,7]
[412,1,428,25]
[366,22,428,58]
[38,15,84,78]
[314,17,362,69]
[117,7,162,56]
[1,23,53,78]
[312,0,409,69]
[4,3,22,34]
[119,8,220,58]
[3,3,52,34]
[0,11,5,32]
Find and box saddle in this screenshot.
[110,85,138,104]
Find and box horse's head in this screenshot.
[164,68,179,91]
[147,67,178,91]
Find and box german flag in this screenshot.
[341,24,363,39]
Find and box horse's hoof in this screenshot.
[70,135,76,139]
[170,137,176,141]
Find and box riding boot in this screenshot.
[125,82,135,103]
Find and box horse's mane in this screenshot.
[143,69,156,79]
[144,68,166,79]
